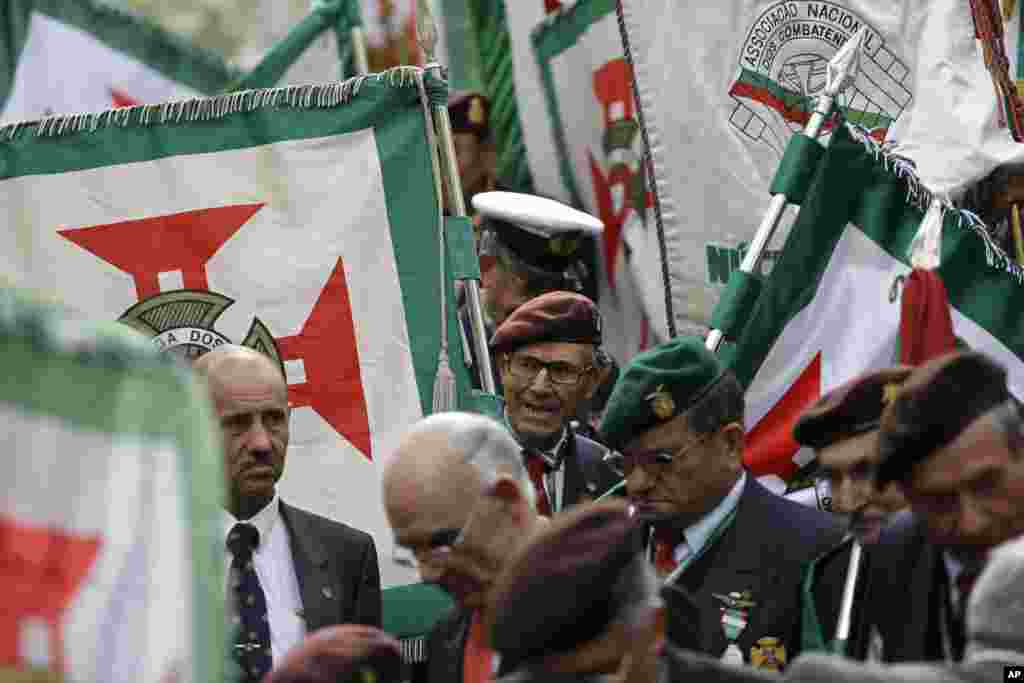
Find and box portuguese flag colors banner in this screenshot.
[0,65,473,629]
[726,122,1024,481]
[0,0,238,123]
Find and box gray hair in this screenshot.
[418,412,538,510]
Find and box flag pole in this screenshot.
[350,26,370,74]
[416,0,498,395]
[706,27,868,352]
[833,538,864,656]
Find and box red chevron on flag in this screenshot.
[744,352,821,480]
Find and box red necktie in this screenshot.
[524,451,552,516]
[652,526,680,575]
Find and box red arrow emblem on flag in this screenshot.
[743,352,821,481]
[0,515,101,674]
[60,206,374,460]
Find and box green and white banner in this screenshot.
[1,288,225,682]
[504,0,660,367]
[0,0,237,123]
[616,0,1021,336]
[727,123,1024,481]
[0,69,473,595]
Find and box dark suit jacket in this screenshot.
[664,477,844,667]
[423,605,470,683]
[279,501,382,630]
[560,430,622,509]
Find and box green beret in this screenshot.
[599,336,724,451]
[876,351,1011,486]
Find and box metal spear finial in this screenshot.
[416,0,438,63]
[826,26,868,97]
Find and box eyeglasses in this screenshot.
[505,353,593,386]
[392,527,464,571]
[604,433,712,477]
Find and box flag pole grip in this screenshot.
[351,27,370,75]
[418,0,497,395]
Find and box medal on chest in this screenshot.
[713,590,755,665]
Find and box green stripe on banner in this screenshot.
[530,0,616,208]
[1,0,237,107]
[467,0,533,192]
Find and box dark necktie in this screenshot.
[227,522,272,681]
[523,449,553,516]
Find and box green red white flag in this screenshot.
[1,287,225,682]
[0,0,237,123]
[0,68,472,599]
[503,0,661,366]
[726,123,1024,481]
[616,0,1021,338]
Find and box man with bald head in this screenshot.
[383,412,545,683]
[194,345,381,683]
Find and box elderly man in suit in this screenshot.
[490,290,622,515]
[661,531,1024,682]
[382,412,546,683]
[598,337,844,671]
[194,345,381,682]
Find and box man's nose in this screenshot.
[626,465,653,494]
[834,475,871,516]
[528,367,555,392]
[957,497,990,541]
[247,418,273,452]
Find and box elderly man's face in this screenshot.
[500,341,598,448]
[624,414,743,524]
[817,430,907,542]
[207,355,290,517]
[904,411,1024,554]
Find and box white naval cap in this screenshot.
[472,191,603,273]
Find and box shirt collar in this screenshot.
[683,471,746,555]
[223,495,280,547]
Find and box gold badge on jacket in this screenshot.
[646,385,676,420]
[750,637,786,672]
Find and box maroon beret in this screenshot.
[448,91,490,140]
[793,365,914,449]
[489,291,602,353]
[489,499,644,671]
[876,351,1011,486]
[263,625,403,683]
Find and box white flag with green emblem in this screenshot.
[1,287,225,682]
[616,0,1022,336]
[724,122,1024,482]
[0,65,474,614]
[0,0,237,122]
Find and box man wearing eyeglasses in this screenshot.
[874,350,1024,663]
[382,412,546,683]
[488,290,622,515]
[598,337,843,670]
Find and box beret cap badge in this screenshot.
[646,385,676,420]
[469,97,485,125]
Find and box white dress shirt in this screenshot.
[541,429,570,514]
[224,496,306,664]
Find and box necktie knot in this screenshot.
[227,522,260,562]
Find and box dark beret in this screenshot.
[489,291,602,353]
[489,500,644,671]
[876,351,1011,486]
[448,91,490,140]
[265,625,403,683]
[793,365,914,449]
[599,336,724,452]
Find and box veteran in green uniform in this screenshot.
[599,337,843,671]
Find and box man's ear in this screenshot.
[486,475,531,523]
[717,422,745,459]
